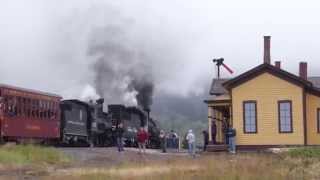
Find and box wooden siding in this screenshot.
[232,72,304,145]
[306,93,320,145]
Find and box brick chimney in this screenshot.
[299,62,307,80]
[263,36,271,64]
[275,61,281,68]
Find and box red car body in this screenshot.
[0,84,61,141]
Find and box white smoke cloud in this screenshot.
[80,84,100,101]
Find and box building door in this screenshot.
[212,106,230,144]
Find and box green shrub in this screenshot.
[287,147,320,158]
[0,145,70,165]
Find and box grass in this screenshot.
[0,144,71,165]
[2,146,320,179]
[46,149,320,180]
[287,147,320,159]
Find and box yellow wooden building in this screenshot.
[205,36,320,149]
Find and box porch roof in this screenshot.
[204,94,231,105]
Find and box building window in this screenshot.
[317,108,320,133]
[278,100,293,133]
[243,101,257,133]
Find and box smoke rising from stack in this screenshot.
[87,25,154,109]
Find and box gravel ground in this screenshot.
[60,147,190,168]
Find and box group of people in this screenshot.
[158,130,180,153]
[115,119,236,156]
[160,129,196,157]
[115,123,149,154]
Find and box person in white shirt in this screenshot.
[186,129,195,157]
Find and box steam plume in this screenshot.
[87,25,154,109]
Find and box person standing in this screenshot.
[211,120,217,144]
[227,127,236,154]
[202,130,209,152]
[116,123,124,152]
[186,129,195,157]
[222,117,229,145]
[159,130,167,153]
[137,127,148,154]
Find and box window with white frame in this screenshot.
[278,101,293,133]
[243,101,257,133]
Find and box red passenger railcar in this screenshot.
[0,84,62,143]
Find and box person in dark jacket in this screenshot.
[116,123,124,152]
[211,120,217,144]
[202,130,209,151]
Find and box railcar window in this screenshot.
[31,99,35,117]
[54,102,58,120]
[23,98,27,117]
[13,97,17,116]
[44,100,47,119]
[19,97,22,116]
[42,100,46,119]
[35,100,39,118]
[6,96,17,116]
[34,99,37,117]
[17,97,21,116]
[80,109,83,121]
[46,101,50,119]
[2,97,7,115]
[27,99,31,117]
[49,101,54,119]
[39,100,42,119]
[48,101,51,119]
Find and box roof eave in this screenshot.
[222,63,313,90]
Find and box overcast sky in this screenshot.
[1,0,320,99]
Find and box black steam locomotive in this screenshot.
[60,99,160,148]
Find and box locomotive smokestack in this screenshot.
[144,108,150,131]
[275,61,281,68]
[96,98,104,116]
[96,98,104,104]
